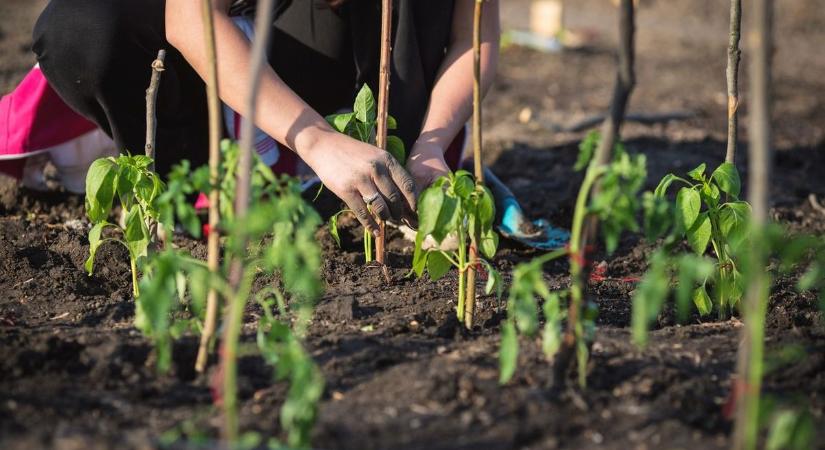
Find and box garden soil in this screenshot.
[1,0,824,449]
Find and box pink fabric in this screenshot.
[0,66,97,178]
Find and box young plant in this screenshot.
[499,132,646,386]
[652,162,750,318]
[411,170,502,325]
[141,173,325,447]
[85,154,165,298]
[327,84,405,263]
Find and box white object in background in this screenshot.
[531,0,564,38]
[21,128,118,194]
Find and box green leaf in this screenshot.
[499,321,518,384]
[426,251,452,281]
[385,135,406,164]
[687,163,707,182]
[326,112,355,134]
[693,285,712,316]
[654,173,677,198]
[719,201,751,249]
[631,250,669,347]
[479,228,499,259]
[711,162,741,198]
[483,262,503,300]
[85,222,111,275]
[124,204,150,261]
[329,212,343,247]
[354,84,377,123]
[476,186,495,229]
[514,295,538,336]
[417,186,445,236]
[453,174,475,199]
[412,232,428,277]
[574,130,600,171]
[387,114,398,130]
[85,158,118,222]
[686,212,712,254]
[676,187,701,230]
[432,196,459,243]
[541,293,562,358]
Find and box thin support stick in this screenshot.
[465,0,485,330]
[732,0,773,448]
[220,0,276,443]
[375,0,393,268]
[726,0,742,164]
[554,0,635,388]
[145,50,166,172]
[195,0,222,374]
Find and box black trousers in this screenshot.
[33,0,455,177]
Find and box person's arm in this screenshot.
[405,0,500,191]
[165,0,416,231]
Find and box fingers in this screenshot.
[383,155,418,217]
[372,162,407,221]
[342,190,379,235]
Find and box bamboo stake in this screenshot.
[465,0,486,330]
[145,50,166,172]
[726,0,742,164]
[732,0,773,448]
[195,0,223,374]
[553,0,635,388]
[375,0,392,269]
[221,0,276,442]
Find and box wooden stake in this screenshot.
[145,50,166,172]
[221,0,276,442]
[726,0,742,164]
[465,0,486,330]
[733,0,773,448]
[375,0,393,268]
[195,0,222,374]
[554,0,635,388]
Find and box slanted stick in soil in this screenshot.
[464,0,486,330]
[732,0,773,448]
[220,0,276,442]
[195,0,222,374]
[145,49,165,173]
[726,0,742,164]
[374,0,392,271]
[554,0,636,388]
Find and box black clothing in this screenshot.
[32,0,455,177]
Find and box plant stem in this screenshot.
[708,212,731,319]
[145,50,165,173]
[725,0,742,164]
[221,266,255,444]
[374,0,393,267]
[196,0,222,374]
[465,0,486,331]
[364,229,373,263]
[554,0,635,389]
[457,230,467,322]
[131,258,140,299]
[220,0,275,443]
[733,0,773,447]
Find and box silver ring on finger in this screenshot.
[362,192,380,205]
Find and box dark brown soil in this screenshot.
[2,1,824,449]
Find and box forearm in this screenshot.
[165,0,331,160]
[414,0,500,154]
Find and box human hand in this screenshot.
[300,130,417,234]
[406,142,451,195]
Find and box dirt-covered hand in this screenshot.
[302,131,417,233]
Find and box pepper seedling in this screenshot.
[411,170,502,322]
[651,162,750,317]
[327,84,405,263]
[85,154,165,298]
[499,131,647,386]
